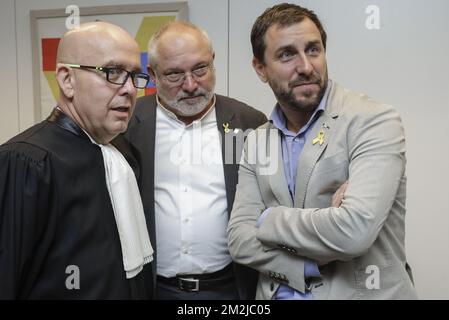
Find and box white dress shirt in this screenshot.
[154,96,232,277]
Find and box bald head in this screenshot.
[55,21,142,144]
[57,21,139,66]
[147,21,214,69]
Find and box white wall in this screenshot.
[1,0,448,299]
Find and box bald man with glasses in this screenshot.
[0,22,154,299]
[121,21,267,300]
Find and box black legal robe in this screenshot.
[0,109,153,299]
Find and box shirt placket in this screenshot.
[178,126,194,268]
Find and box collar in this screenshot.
[46,107,89,140]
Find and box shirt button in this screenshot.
[182,248,189,254]
[183,218,190,223]
[183,186,188,192]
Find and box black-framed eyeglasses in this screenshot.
[161,63,214,85]
[62,63,150,89]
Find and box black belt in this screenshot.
[157,264,235,292]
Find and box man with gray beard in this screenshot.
[121,21,267,299]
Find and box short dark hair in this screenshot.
[251,3,327,64]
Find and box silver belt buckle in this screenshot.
[178,277,200,292]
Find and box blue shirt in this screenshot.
[258,80,332,299]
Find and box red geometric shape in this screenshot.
[145,87,157,96]
[42,38,61,71]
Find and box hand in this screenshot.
[331,181,348,207]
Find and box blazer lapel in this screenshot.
[215,96,236,161]
[267,123,294,207]
[215,97,238,214]
[293,82,342,208]
[131,101,157,188]
[128,97,157,253]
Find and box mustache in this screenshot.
[289,74,321,88]
[178,88,208,99]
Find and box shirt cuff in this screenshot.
[304,259,321,278]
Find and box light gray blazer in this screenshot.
[228,82,418,299]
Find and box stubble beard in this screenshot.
[270,73,328,113]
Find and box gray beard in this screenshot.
[163,89,214,117]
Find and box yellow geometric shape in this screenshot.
[135,15,177,52]
[44,71,59,101]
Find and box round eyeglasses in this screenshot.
[161,64,214,85]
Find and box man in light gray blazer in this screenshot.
[227,3,418,300]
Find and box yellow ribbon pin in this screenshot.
[312,129,325,146]
[223,123,231,134]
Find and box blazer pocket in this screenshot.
[353,264,416,298]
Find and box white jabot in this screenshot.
[87,133,153,279]
[154,96,232,277]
